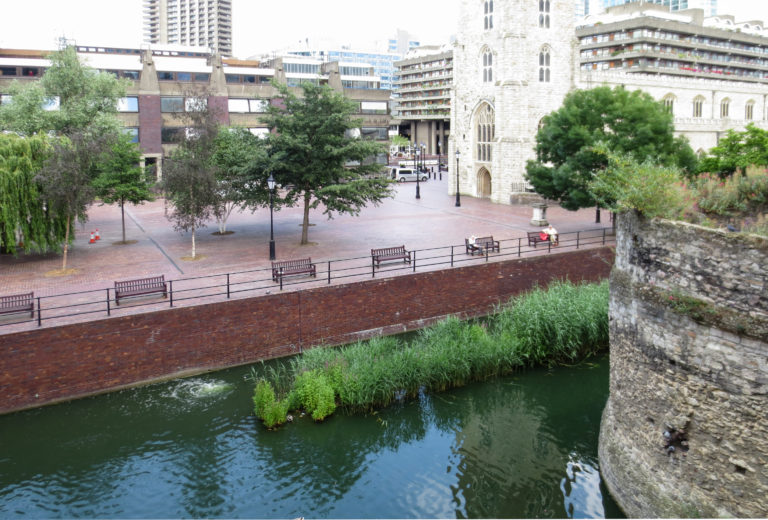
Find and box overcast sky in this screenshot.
[1,0,765,58]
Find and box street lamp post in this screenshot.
[455,149,461,207]
[267,173,276,260]
[415,147,421,199]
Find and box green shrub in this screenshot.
[292,370,337,421]
[588,149,687,219]
[253,379,289,428]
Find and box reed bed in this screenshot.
[252,280,609,427]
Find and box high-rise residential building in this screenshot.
[393,45,453,155]
[143,0,233,56]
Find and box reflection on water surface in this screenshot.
[0,355,623,518]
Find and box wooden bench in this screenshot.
[527,231,550,247]
[371,245,411,268]
[115,275,167,306]
[466,236,500,255]
[272,258,317,282]
[0,292,34,318]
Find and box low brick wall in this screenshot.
[600,212,768,518]
[0,247,613,415]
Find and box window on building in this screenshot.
[475,103,494,162]
[361,101,388,114]
[483,49,493,83]
[662,94,675,115]
[117,97,139,112]
[539,49,551,82]
[161,127,184,143]
[361,127,388,140]
[158,71,175,81]
[539,0,550,28]
[693,96,704,118]
[123,127,139,143]
[720,98,730,118]
[484,0,493,30]
[745,100,754,120]
[161,96,205,112]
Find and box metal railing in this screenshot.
[0,227,615,332]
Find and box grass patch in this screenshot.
[251,279,609,428]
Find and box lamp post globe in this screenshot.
[267,173,276,260]
[455,149,461,207]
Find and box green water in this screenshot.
[0,355,623,518]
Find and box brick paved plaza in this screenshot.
[0,176,613,331]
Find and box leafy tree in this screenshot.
[588,146,687,219]
[162,97,221,259]
[697,123,768,178]
[0,133,69,255]
[210,127,268,233]
[36,131,114,270]
[259,81,392,245]
[525,86,696,212]
[0,45,126,137]
[92,133,155,243]
[0,45,126,269]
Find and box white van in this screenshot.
[390,167,428,183]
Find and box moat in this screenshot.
[0,355,623,518]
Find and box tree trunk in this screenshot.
[300,191,311,245]
[121,199,126,243]
[61,214,70,271]
[595,207,601,224]
[191,227,196,258]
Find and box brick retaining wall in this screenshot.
[0,247,613,415]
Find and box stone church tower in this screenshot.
[450,0,576,204]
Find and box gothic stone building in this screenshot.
[450,0,577,204]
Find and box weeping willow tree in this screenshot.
[0,44,126,269]
[0,133,69,255]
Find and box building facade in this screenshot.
[0,44,391,178]
[143,0,233,56]
[451,0,768,203]
[578,2,768,151]
[450,0,577,203]
[393,45,453,156]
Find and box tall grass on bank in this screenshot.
[251,280,609,428]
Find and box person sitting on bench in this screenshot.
[545,225,559,245]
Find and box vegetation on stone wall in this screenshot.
[589,148,768,236]
[251,280,609,429]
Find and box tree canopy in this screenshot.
[0,133,68,255]
[0,45,128,267]
[162,96,221,259]
[697,123,768,178]
[525,86,697,211]
[92,132,155,243]
[257,81,392,245]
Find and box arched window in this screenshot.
[745,100,755,120]
[693,96,705,118]
[662,93,675,115]
[482,49,493,83]
[475,103,495,162]
[484,0,493,30]
[539,0,550,28]
[539,49,550,82]
[720,98,730,118]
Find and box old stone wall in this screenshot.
[0,247,613,415]
[600,211,768,518]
